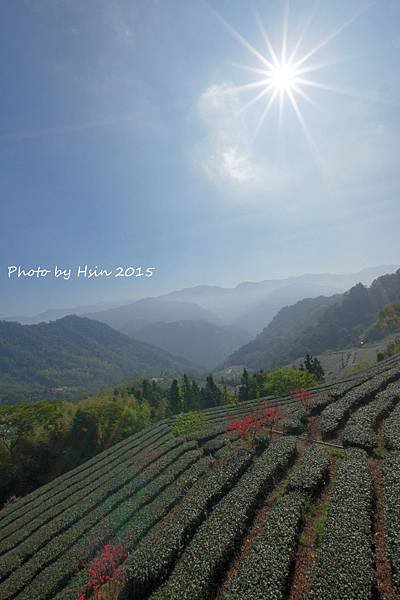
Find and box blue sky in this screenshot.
[1,0,400,316]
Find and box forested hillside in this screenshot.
[226,269,400,370]
[0,316,196,403]
[365,303,400,341]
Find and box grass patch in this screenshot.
[314,499,329,547]
[299,531,308,546]
[371,447,383,459]
[329,447,345,460]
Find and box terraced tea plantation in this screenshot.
[1,355,400,599]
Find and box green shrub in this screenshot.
[171,411,206,438]
[286,444,330,497]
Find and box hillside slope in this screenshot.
[0,356,399,599]
[134,320,249,369]
[0,316,197,403]
[226,269,400,370]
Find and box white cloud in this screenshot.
[220,147,255,184]
[193,83,289,199]
[196,83,254,184]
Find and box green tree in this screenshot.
[201,374,223,408]
[182,374,192,412]
[167,379,184,415]
[238,368,250,403]
[302,353,325,382]
[221,380,236,405]
[190,380,202,411]
[262,367,316,397]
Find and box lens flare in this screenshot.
[208,1,373,152]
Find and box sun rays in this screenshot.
[208,1,374,152]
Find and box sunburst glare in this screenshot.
[208,2,373,152]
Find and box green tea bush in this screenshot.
[342,382,400,451]
[308,448,374,599]
[286,444,330,497]
[384,402,400,450]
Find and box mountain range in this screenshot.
[225,269,400,370]
[2,265,398,370]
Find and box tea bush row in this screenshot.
[342,382,400,451]
[383,402,400,451]
[12,451,212,600]
[0,422,170,526]
[149,437,298,600]
[382,451,400,594]
[286,443,330,497]
[118,446,255,599]
[0,442,198,596]
[320,367,400,438]
[0,436,182,560]
[227,491,307,599]
[0,434,173,540]
[308,448,374,600]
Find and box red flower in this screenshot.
[227,407,281,439]
[76,544,128,599]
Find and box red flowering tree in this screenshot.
[227,407,281,444]
[76,544,127,600]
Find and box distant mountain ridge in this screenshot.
[3,265,398,371]
[5,265,397,329]
[134,320,249,369]
[225,269,400,370]
[0,315,198,403]
[159,265,399,332]
[84,298,220,335]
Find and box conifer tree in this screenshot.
[238,368,250,402]
[167,379,184,415]
[202,374,222,408]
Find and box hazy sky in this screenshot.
[1,0,400,316]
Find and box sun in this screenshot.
[208,2,369,149]
[269,62,297,93]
